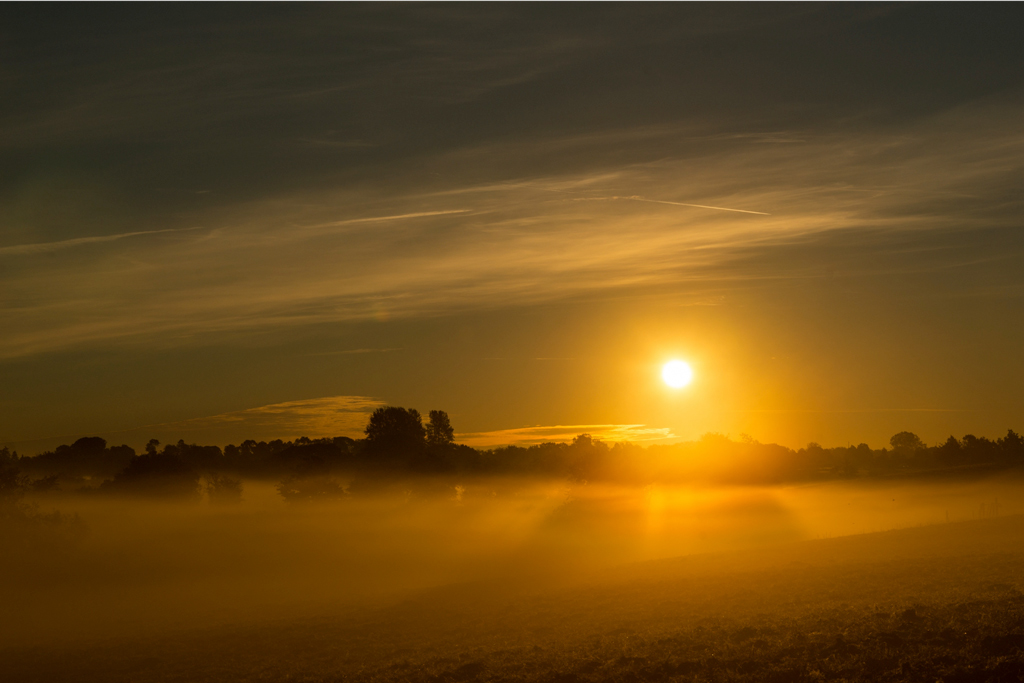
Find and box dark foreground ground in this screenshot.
[6,514,1024,683]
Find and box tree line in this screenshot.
[3,407,1024,501]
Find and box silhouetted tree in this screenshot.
[0,446,17,468]
[938,435,962,465]
[888,431,924,468]
[1000,429,1024,461]
[12,420,1024,495]
[364,406,426,459]
[273,439,354,478]
[961,434,998,463]
[30,474,59,492]
[426,410,455,447]
[0,459,27,503]
[890,431,925,451]
[205,475,243,504]
[73,436,106,452]
[102,447,200,498]
[567,433,609,481]
[166,439,223,471]
[20,438,134,479]
[0,448,85,546]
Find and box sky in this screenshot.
[2,4,1023,454]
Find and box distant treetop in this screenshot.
[364,406,427,456]
[427,410,455,447]
[890,431,925,451]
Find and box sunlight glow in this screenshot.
[662,360,693,388]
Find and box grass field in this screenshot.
[5,488,1024,683]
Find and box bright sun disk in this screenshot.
[662,360,693,388]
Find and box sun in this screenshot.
[662,360,693,388]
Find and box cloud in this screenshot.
[134,395,383,449]
[307,210,471,229]
[304,348,403,356]
[9,396,385,454]
[575,195,772,215]
[456,424,677,447]
[0,101,1021,358]
[0,227,203,256]
[0,6,595,149]
[10,402,674,453]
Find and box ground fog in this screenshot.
[4,471,1023,652]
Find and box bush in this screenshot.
[101,450,200,498]
[205,476,243,504]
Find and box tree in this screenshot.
[102,449,200,498]
[206,475,243,504]
[889,431,924,451]
[0,460,28,503]
[72,436,106,452]
[568,433,608,481]
[938,435,962,465]
[961,434,997,462]
[0,446,17,467]
[364,406,426,457]
[1000,429,1024,460]
[426,410,455,447]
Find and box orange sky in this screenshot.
[2,5,1023,454]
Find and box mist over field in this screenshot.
[5,4,1024,682]
[6,411,1024,682]
[6,459,1024,656]
[7,465,1024,683]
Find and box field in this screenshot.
[4,476,1024,682]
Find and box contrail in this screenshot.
[576,196,770,216]
[304,348,403,356]
[627,196,771,215]
[0,226,204,256]
[313,209,470,228]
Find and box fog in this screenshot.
[6,471,1023,650]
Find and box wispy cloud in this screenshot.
[456,424,677,447]
[8,396,385,454]
[0,7,594,149]
[0,102,1020,358]
[0,227,203,256]
[165,395,384,440]
[308,209,471,229]
[304,348,403,356]
[575,195,771,215]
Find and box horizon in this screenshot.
[3,5,1023,451]
[7,398,1023,457]
[5,6,1024,682]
